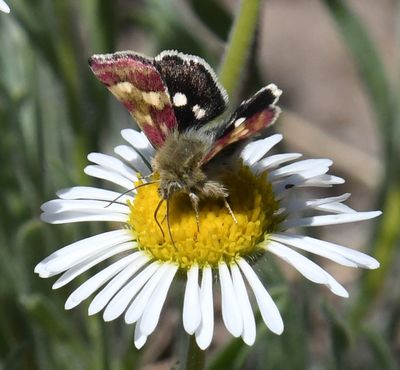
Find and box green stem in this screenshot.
[184,335,205,370]
[218,0,261,97]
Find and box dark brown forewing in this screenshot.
[154,51,228,131]
[89,51,178,148]
[202,84,282,163]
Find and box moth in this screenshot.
[89,50,281,230]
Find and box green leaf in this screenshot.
[362,328,398,370]
[323,302,351,369]
[323,0,393,136]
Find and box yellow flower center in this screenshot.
[128,165,280,269]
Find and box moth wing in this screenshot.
[203,84,281,163]
[154,50,228,131]
[89,51,178,148]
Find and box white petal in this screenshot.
[41,211,128,224]
[121,129,155,163]
[300,175,345,186]
[139,263,178,335]
[89,254,150,315]
[269,159,333,180]
[230,264,256,346]
[183,265,201,335]
[54,241,135,289]
[219,263,242,337]
[267,241,348,297]
[134,317,148,349]
[270,233,358,267]
[103,261,158,321]
[254,153,302,173]
[195,266,214,350]
[241,135,283,166]
[282,211,382,229]
[314,202,356,214]
[273,233,379,269]
[114,145,152,177]
[35,230,130,267]
[57,186,134,203]
[324,274,349,297]
[84,165,134,190]
[237,258,283,335]
[284,193,351,213]
[64,251,140,309]
[273,167,333,194]
[34,230,132,276]
[0,0,10,13]
[88,153,138,181]
[41,199,129,214]
[124,263,169,324]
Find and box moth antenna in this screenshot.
[224,198,238,224]
[153,198,165,239]
[139,172,155,180]
[104,180,160,208]
[189,192,200,233]
[166,199,177,250]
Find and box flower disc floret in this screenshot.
[128,165,280,269]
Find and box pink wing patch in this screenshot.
[89,51,178,148]
[203,84,282,163]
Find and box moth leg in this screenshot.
[224,197,238,224]
[166,199,177,250]
[154,198,165,239]
[189,192,200,233]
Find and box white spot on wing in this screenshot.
[173,92,187,107]
[233,117,246,127]
[192,105,206,120]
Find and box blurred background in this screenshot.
[0,0,399,369]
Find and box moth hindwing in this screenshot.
[202,84,282,163]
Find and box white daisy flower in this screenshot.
[0,0,10,13]
[35,128,380,350]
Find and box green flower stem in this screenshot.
[184,335,205,370]
[218,0,261,97]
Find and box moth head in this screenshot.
[158,180,183,200]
